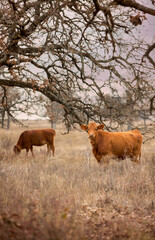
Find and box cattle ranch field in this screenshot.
[0,120,155,240]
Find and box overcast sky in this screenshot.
[17,1,155,120]
[139,0,155,44]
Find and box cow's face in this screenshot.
[13,145,21,154]
[81,122,104,140]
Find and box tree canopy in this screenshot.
[0,0,155,130]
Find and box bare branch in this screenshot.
[143,42,155,68]
[114,0,155,15]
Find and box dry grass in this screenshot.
[0,121,155,240]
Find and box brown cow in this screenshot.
[13,129,56,157]
[81,122,142,163]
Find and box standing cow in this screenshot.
[13,129,56,157]
[81,122,142,163]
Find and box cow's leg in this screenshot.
[47,144,55,157]
[26,148,29,156]
[131,155,139,163]
[51,145,55,157]
[47,144,51,156]
[30,146,34,157]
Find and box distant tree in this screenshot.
[0,86,23,128]
[45,101,64,129]
[98,87,154,132]
[150,95,155,115]
[98,93,135,130]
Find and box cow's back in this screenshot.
[28,129,55,146]
[97,130,142,158]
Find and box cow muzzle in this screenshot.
[89,133,95,139]
[13,145,21,154]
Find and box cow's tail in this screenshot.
[53,129,56,137]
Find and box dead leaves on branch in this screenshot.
[130,12,147,26]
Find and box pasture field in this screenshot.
[0,120,155,240]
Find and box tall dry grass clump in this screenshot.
[0,123,155,240]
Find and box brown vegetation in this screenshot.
[0,121,155,240]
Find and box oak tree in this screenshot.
[0,0,154,133]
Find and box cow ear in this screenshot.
[81,124,88,131]
[97,124,104,129]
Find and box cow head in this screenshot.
[13,145,21,154]
[81,122,104,140]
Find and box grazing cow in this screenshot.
[13,129,56,157]
[81,122,142,163]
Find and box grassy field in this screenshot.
[0,120,155,240]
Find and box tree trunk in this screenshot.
[1,111,5,129]
[7,112,10,129]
